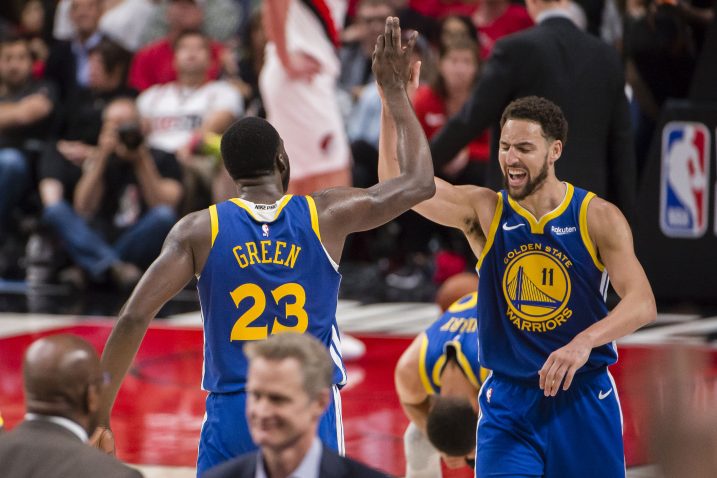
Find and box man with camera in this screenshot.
[42,97,183,289]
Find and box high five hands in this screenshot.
[372,17,418,93]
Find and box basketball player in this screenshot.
[97,18,434,476]
[380,96,656,477]
[395,291,486,477]
[260,0,351,195]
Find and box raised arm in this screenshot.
[395,334,432,433]
[376,58,495,259]
[97,211,210,431]
[539,198,656,396]
[313,17,435,261]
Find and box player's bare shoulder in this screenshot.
[165,209,213,273]
[585,196,633,252]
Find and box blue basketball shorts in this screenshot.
[476,368,625,478]
[196,385,344,477]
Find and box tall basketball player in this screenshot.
[97,18,434,476]
[380,95,656,477]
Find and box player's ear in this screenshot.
[549,139,562,165]
[314,388,330,415]
[276,142,290,191]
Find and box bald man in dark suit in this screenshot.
[0,334,141,478]
[431,0,636,216]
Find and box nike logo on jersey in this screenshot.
[502,222,526,231]
[598,388,613,400]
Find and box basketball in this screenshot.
[435,272,479,312]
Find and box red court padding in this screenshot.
[1,323,715,475]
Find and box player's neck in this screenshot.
[515,177,566,220]
[235,177,286,204]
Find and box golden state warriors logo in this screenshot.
[502,244,573,333]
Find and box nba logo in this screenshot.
[262,224,270,237]
[659,122,710,238]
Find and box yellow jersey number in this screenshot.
[229,282,309,341]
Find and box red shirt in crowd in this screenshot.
[477,4,533,59]
[409,0,478,18]
[128,38,224,92]
[412,84,490,163]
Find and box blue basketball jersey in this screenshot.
[477,183,615,381]
[419,292,487,394]
[197,195,346,393]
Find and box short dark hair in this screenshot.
[89,38,132,84]
[0,34,31,54]
[439,15,478,45]
[426,396,478,456]
[220,117,281,180]
[500,96,568,144]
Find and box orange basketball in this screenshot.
[435,272,479,312]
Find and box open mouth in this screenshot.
[507,168,528,187]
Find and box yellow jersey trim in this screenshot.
[579,192,605,271]
[418,334,436,395]
[430,341,480,390]
[453,341,480,389]
[305,195,322,241]
[209,205,219,248]
[507,183,574,234]
[229,195,294,222]
[476,192,503,271]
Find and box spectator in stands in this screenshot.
[39,38,134,214]
[339,0,394,99]
[430,0,637,216]
[32,38,134,287]
[0,36,56,240]
[41,98,182,289]
[471,0,533,59]
[18,0,51,77]
[414,37,489,186]
[99,0,159,52]
[137,30,242,209]
[140,0,240,45]
[44,0,104,100]
[0,334,142,478]
[438,15,478,49]
[204,334,389,478]
[128,0,226,91]
[409,0,478,18]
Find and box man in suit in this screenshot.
[44,0,105,101]
[0,334,141,478]
[203,333,390,478]
[430,0,636,216]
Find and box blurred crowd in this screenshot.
[0,0,713,296]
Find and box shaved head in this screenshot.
[23,335,103,431]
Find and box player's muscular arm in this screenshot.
[395,334,432,433]
[313,18,435,262]
[579,199,656,343]
[539,199,656,396]
[98,211,211,430]
[376,61,494,258]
